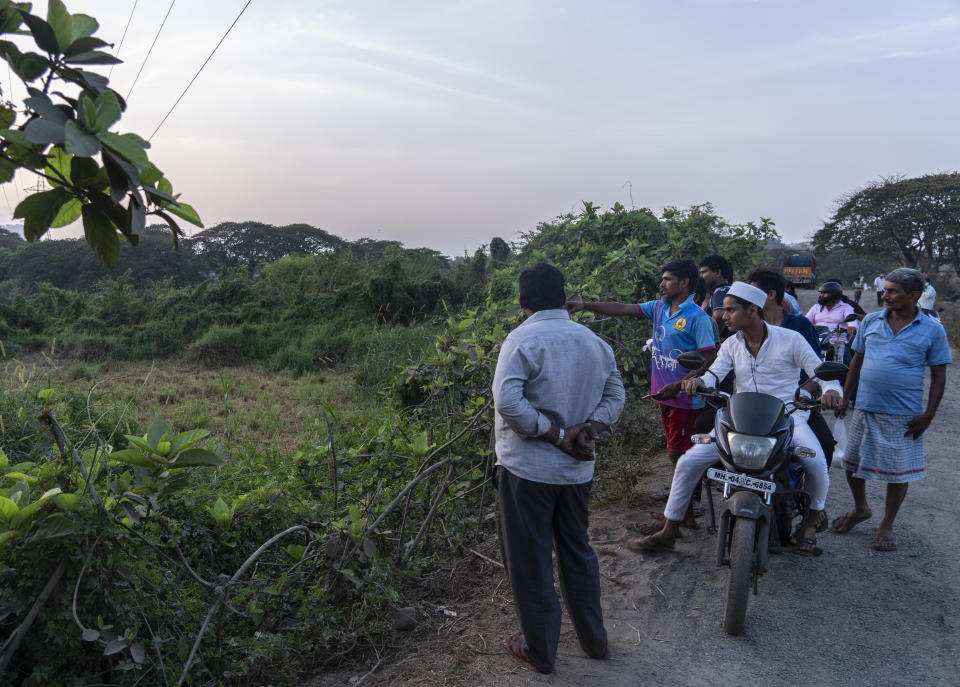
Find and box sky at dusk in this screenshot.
[3,0,959,256]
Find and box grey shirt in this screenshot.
[492,309,626,485]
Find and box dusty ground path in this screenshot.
[329,287,959,686]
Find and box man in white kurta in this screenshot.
[629,282,842,555]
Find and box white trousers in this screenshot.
[663,418,829,522]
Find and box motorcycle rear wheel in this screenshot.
[723,517,757,635]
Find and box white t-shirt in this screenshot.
[873,276,885,292]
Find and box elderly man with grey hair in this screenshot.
[833,268,951,551]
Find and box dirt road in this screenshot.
[349,288,958,686]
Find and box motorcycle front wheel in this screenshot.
[724,517,757,635]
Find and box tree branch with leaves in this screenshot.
[0,0,202,267]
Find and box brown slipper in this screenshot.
[832,511,871,534]
[873,533,896,551]
[505,633,541,672]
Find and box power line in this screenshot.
[109,0,140,79]
[125,0,176,101]
[149,0,254,141]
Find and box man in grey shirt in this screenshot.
[493,263,625,674]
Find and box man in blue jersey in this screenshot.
[567,259,717,526]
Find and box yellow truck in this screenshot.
[782,253,816,288]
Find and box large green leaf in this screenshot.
[23,117,65,144]
[0,496,19,522]
[1,7,25,33]
[92,90,121,132]
[70,155,99,185]
[107,449,156,469]
[44,146,71,187]
[14,188,69,241]
[123,435,162,456]
[14,52,48,81]
[0,531,17,546]
[98,131,149,169]
[163,201,203,228]
[17,11,59,54]
[146,418,169,449]
[0,156,15,183]
[12,487,62,527]
[0,105,15,128]
[27,512,74,541]
[46,0,72,54]
[64,36,109,57]
[70,13,98,43]
[81,203,119,267]
[65,50,120,65]
[65,120,100,156]
[50,196,82,228]
[168,429,210,455]
[170,448,222,468]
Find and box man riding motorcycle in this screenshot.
[806,282,858,364]
[628,282,843,555]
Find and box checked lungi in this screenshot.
[842,408,925,482]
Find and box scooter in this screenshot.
[676,351,846,636]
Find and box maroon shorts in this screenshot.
[659,405,702,453]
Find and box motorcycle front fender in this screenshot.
[720,490,769,520]
[718,491,773,571]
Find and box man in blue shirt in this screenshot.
[833,268,951,552]
[493,263,625,673]
[566,259,716,525]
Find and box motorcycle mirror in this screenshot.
[813,361,847,381]
[676,351,705,370]
[843,314,858,323]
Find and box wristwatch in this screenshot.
[554,427,565,446]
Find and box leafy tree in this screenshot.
[188,221,345,273]
[0,226,22,250]
[812,173,960,272]
[0,0,201,267]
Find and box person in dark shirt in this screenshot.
[699,254,732,338]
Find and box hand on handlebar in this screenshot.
[819,389,842,411]
[680,377,705,396]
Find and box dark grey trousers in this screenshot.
[496,467,607,673]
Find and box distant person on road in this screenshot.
[567,259,717,517]
[853,275,866,304]
[873,273,885,306]
[699,254,733,338]
[833,268,951,552]
[629,282,843,555]
[919,274,937,312]
[493,262,625,674]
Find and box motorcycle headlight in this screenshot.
[728,433,778,470]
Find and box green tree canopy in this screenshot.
[812,173,960,272]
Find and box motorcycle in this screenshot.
[676,351,847,635]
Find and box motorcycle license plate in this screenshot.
[707,468,776,494]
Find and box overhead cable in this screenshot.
[149,0,254,141]
[125,0,176,101]
[109,0,140,79]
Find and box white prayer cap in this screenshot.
[726,281,768,310]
